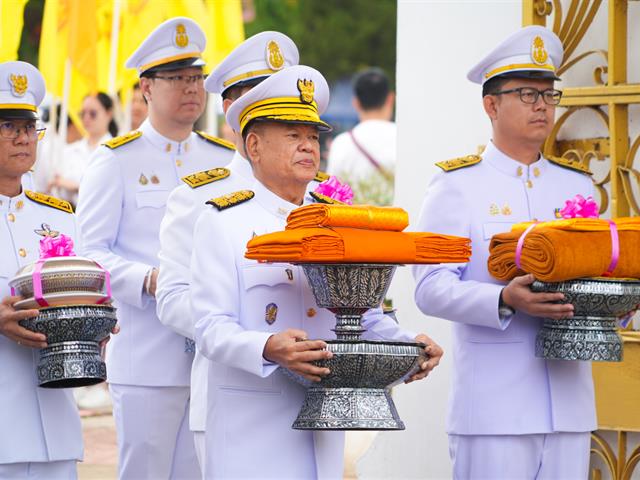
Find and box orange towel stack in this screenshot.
[488,217,640,282]
[246,204,471,264]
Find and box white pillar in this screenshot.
[356,2,520,478]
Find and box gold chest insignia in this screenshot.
[175,23,189,48]
[297,79,315,104]
[104,130,142,149]
[266,40,285,71]
[531,36,548,65]
[435,154,482,172]
[206,190,255,211]
[489,203,500,216]
[181,167,230,188]
[10,74,28,97]
[310,191,345,205]
[25,190,73,213]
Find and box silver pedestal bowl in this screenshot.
[20,305,117,388]
[531,278,640,362]
[291,264,426,430]
[10,256,115,388]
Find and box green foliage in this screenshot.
[246,0,396,85]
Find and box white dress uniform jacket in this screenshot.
[76,119,234,387]
[0,186,83,464]
[191,179,414,479]
[413,141,597,435]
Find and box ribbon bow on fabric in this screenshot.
[314,176,354,205]
[559,194,599,219]
[39,234,77,259]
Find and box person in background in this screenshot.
[327,67,396,205]
[49,92,117,204]
[130,83,148,130]
[32,105,83,193]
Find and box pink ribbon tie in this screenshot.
[515,223,539,270]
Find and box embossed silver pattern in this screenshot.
[531,278,640,362]
[292,264,425,430]
[19,305,117,388]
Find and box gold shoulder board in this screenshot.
[314,170,330,182]
[310,191,345,205]
[103,130,142,149]
[435,154,482,172]
[547,155,592,175]
[181,168,230,189]
[206,190,255,211]
[195,131,236,151]
[25,190,74,213]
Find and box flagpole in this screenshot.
[108,0,122,96]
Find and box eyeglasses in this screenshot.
[0,122,46,140]
[152,73,206,88]
[491,87,563,105]
[79,109,98,119]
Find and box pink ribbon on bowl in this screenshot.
[314,176,354,205]
[30,234,112,307]
[559,194,599,219]
[601,220,619,277]
[515,222,539,270]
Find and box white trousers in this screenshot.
[110,384,201,480]
[193,431,205,477]
[449,432,591,479]
[0,460,76,479]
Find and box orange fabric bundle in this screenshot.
[245,227,471,264]
[488,218,640,282]
[286,204,409,231]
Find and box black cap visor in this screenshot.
[0,108,38,120]
[142,57,205,76]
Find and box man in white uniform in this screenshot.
[77,18,234,479]
[191,64,443,479]
[156,31,300,469]
[413,26,595,479]
[0,61,82,479]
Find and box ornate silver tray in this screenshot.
[290,263,426,430]
[531,278,640,362]
[19,305,117,388]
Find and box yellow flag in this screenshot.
[0,0,29,62]
[204,0,245,68]
[39,0,69,97]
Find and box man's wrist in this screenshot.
[499,288,516,319]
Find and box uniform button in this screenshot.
[306,308,316,318]
[18,248,26,257]
[7,213,15,222]
[516,166,523,177]
[526,180,533,188]
[176,159,183,167]
[165,143,172,153]
[533,167,540,178]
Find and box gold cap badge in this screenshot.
[531,36,548,65]
[266,40,285,71]
[297,79,314,104]
[9,74,28,97]
[175,23,189,49]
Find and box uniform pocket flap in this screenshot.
[242,264,296,290]
[135,189,169,209]
[482,222,515,240]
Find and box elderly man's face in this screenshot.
[0,118,38,180]
[250,122,320,189]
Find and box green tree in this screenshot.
[246,0,396,85]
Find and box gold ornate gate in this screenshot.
[523,1,640,479]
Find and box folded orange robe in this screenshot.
[246,227,471,264]
[510,217,640,233]
[286,204,409,231]
[488,227,640,282]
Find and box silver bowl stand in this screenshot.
[292,263,424,430]
[531,278,640,362]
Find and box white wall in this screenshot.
[357,1,520,478]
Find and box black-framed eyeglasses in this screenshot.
[0,121,46,140]
[492,87,563,105]
[152,73,207,88]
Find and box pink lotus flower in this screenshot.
[39,234,76,259]
[314,175,354,205]
[559,194,599,219]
